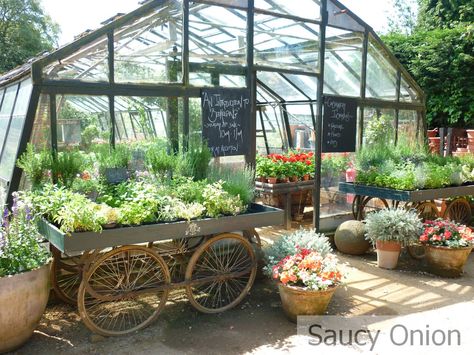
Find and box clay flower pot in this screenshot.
[425,245,472,277]
[467,130,474,139]
[278,283,337,323]
[266,177,277,184]
[375,240,402,269]
[302,174,311,181]
[427,129,438,138]
[0,264,50,353]
[290,176,299,183]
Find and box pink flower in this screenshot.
[420,234,428,242]
[444,231,452,239]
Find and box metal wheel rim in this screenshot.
[185,233,257,314]
[443,198,471,225]
[78,245,170,336]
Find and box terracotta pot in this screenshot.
[266,177,277,184]
[0,264,50,353]
[467,130,474,139]
[103,222,117,229]
[302,174,310,181]
[427,129,438,138]
[278,283,337,323]
[375,240,401,269]
[279,177,290,183]
[290,176,299,183]
[425,245,472,277]
[257,176,266,183]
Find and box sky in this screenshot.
[41,0,398,46]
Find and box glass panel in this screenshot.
[258,71,307,101]
[327,0,365,32]
[255,0,320,21]
[0,79,32,180]
[286,104,314,150]
[0,88,4,111]
[189,4,247,67]
[0,84,18,152]
[363,108,396,146]
[398,110,420,143]
[324,27,362,97]
[283,74,317,99]
[220,74,246,88]
[114,2,183,83]
[115,97,168,143]
[399,75,420,103]
[31,94,51,149]
[254,14,319,72]
[365,35,397,101]
[43,36,109,82]
[56,95,111,151]
[256,104,286,153]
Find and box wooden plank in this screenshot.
[338,182,474,203]
[39,203,284,253]
[255,180,316,194]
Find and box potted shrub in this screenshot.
[365,208,422,269]
[419,219,473,277]
[0,195,51,352]
[264,229,340,321]
[272,249,344,322]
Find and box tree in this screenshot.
[387,0,418,35]
[382,0,474,128]
[0,0,59,73]
[417,0,474,30]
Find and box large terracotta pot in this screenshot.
[278,283,337,322]
[427,129,438,138]
[0,264,50,353]
[375,240,401,269]
[467,130,474,139]
[425,245,472,277]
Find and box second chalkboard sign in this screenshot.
[201,88,251,157]
[322,95,358,153]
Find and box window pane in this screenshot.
[0,84,18,151]
[56,95,111,151]
[398,110,420,143]
[255,0,320,21]
[114,3,183,83]
[365,35,397,101]
[400,75,420,103]
[43,36,109,82]
[12,78,32,117]
[363,108,396,145]
[324,27,362,97]
[254,14,319,73]
[189,3,247,85]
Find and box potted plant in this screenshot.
[272,249,344,322]
[0,195,51,352]
[419,219,473,277]
[365,208,422,269]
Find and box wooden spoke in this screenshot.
[243,229,262,247]
[185,233,257,314]
[414,201,439,221]
[443,198,471,225]
[51,246,92,305]
[78,246,170,336]
[359,197,389,220]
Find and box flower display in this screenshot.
[420,219,474,248]
[272,248,344,290]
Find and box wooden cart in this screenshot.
[339,182,474,224]
[38,203,283,337]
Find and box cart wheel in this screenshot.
[414,201,439,221]
[359,197,389,220]
[352,195,363,220]
[443,198,471,225]
[51,246,92,305]
[243,229,262,248]
[408,244,426,260]
[78,245,170,336]
[185,233,257,313]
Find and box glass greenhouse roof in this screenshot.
[0,0,425,208]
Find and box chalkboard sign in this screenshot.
[322,95,358,153]
[201,88,251,157]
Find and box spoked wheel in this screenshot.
[51,246,92,305]
[78,246,170,336]
[414,201,440,221]
[443,198,472,225]
[352,195,363,220]
[243,229,262,248]
[185,233,257,314]
[358,197,389,220]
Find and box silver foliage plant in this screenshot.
[263,228,332,276]
[364,208,423,246]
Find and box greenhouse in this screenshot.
[0,0,425,228]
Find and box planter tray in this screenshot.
[339,182,474,202]
[37,203,284,253]
[255,180,315,194]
